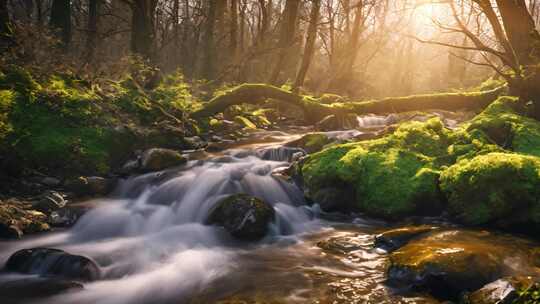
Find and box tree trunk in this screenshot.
[86,0,100,63]
[268,0,301,85]
[50,0,71,50]
[230,0,238,59]
[496,0,540,66]
[201,0,217,80]
[0,0,10,46]
[191,84,505,123]
[130,0,157,60]
[327,0,364,92]
[293,0,320,90]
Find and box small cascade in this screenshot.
[356,114,395,129]
[0,142,320,304]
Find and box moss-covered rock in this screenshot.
[300,96,540,224]
[440,153,540,228]
[302,118,450,218]
[466,96,540,157]
[207,193,275,241]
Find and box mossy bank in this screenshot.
[301,96,540,234]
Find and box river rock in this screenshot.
[207,193,275,241]
[33,191,66,213]
[387,230,534,299]
[40,176,61,187]
[374,225,439,252]
[5,248,101,281]
[317,235,365,255]
[184,136,208,149]
[65,176,114,197]
[140,148,187,172]
[466,277,532,304]
[0,277,83,301]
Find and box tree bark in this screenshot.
[86,0,100,63]
[327,0,364,92]
[294,0,321,90]
[496,0,540,66]
[50,0,71,50]
[130,0,157,60]
[201,0,217,80]
[268,0,301,85]
[230,0,238,59]
[0,0,11,46]
[191,84,505,123]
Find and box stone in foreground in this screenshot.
[5,248,101,281]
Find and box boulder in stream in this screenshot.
[374,225,439,252]
[386,230,536,300]
[5,248,101,281]
[207,193,275,241]
[65,176,114,197]
[140,148,187,172]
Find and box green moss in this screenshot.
[302,96,540,221]
[466,96,540,157]
[0,89,15,141]
[440,152,540,226]
[303,118,450,218]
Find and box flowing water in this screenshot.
[0,114,489,303]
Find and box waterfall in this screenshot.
[0,145,320,304]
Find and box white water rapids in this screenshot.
[0,145,324,304]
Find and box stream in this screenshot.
[0,112,523,304]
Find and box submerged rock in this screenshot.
[0,277,83,301]
[207,193,275,241]
[386,230,535,300]
[374,225,439,252]
[317,235,365,255]
[140,148,187,172]
[5,248,101,281]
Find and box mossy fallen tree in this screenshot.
[191,83,506,122]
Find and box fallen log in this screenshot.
[191,83,506,123]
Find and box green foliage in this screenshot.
[515,283,540,304]
[0,89,15,141]
[0,65,198,176]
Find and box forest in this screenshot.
[0,0,540,303]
